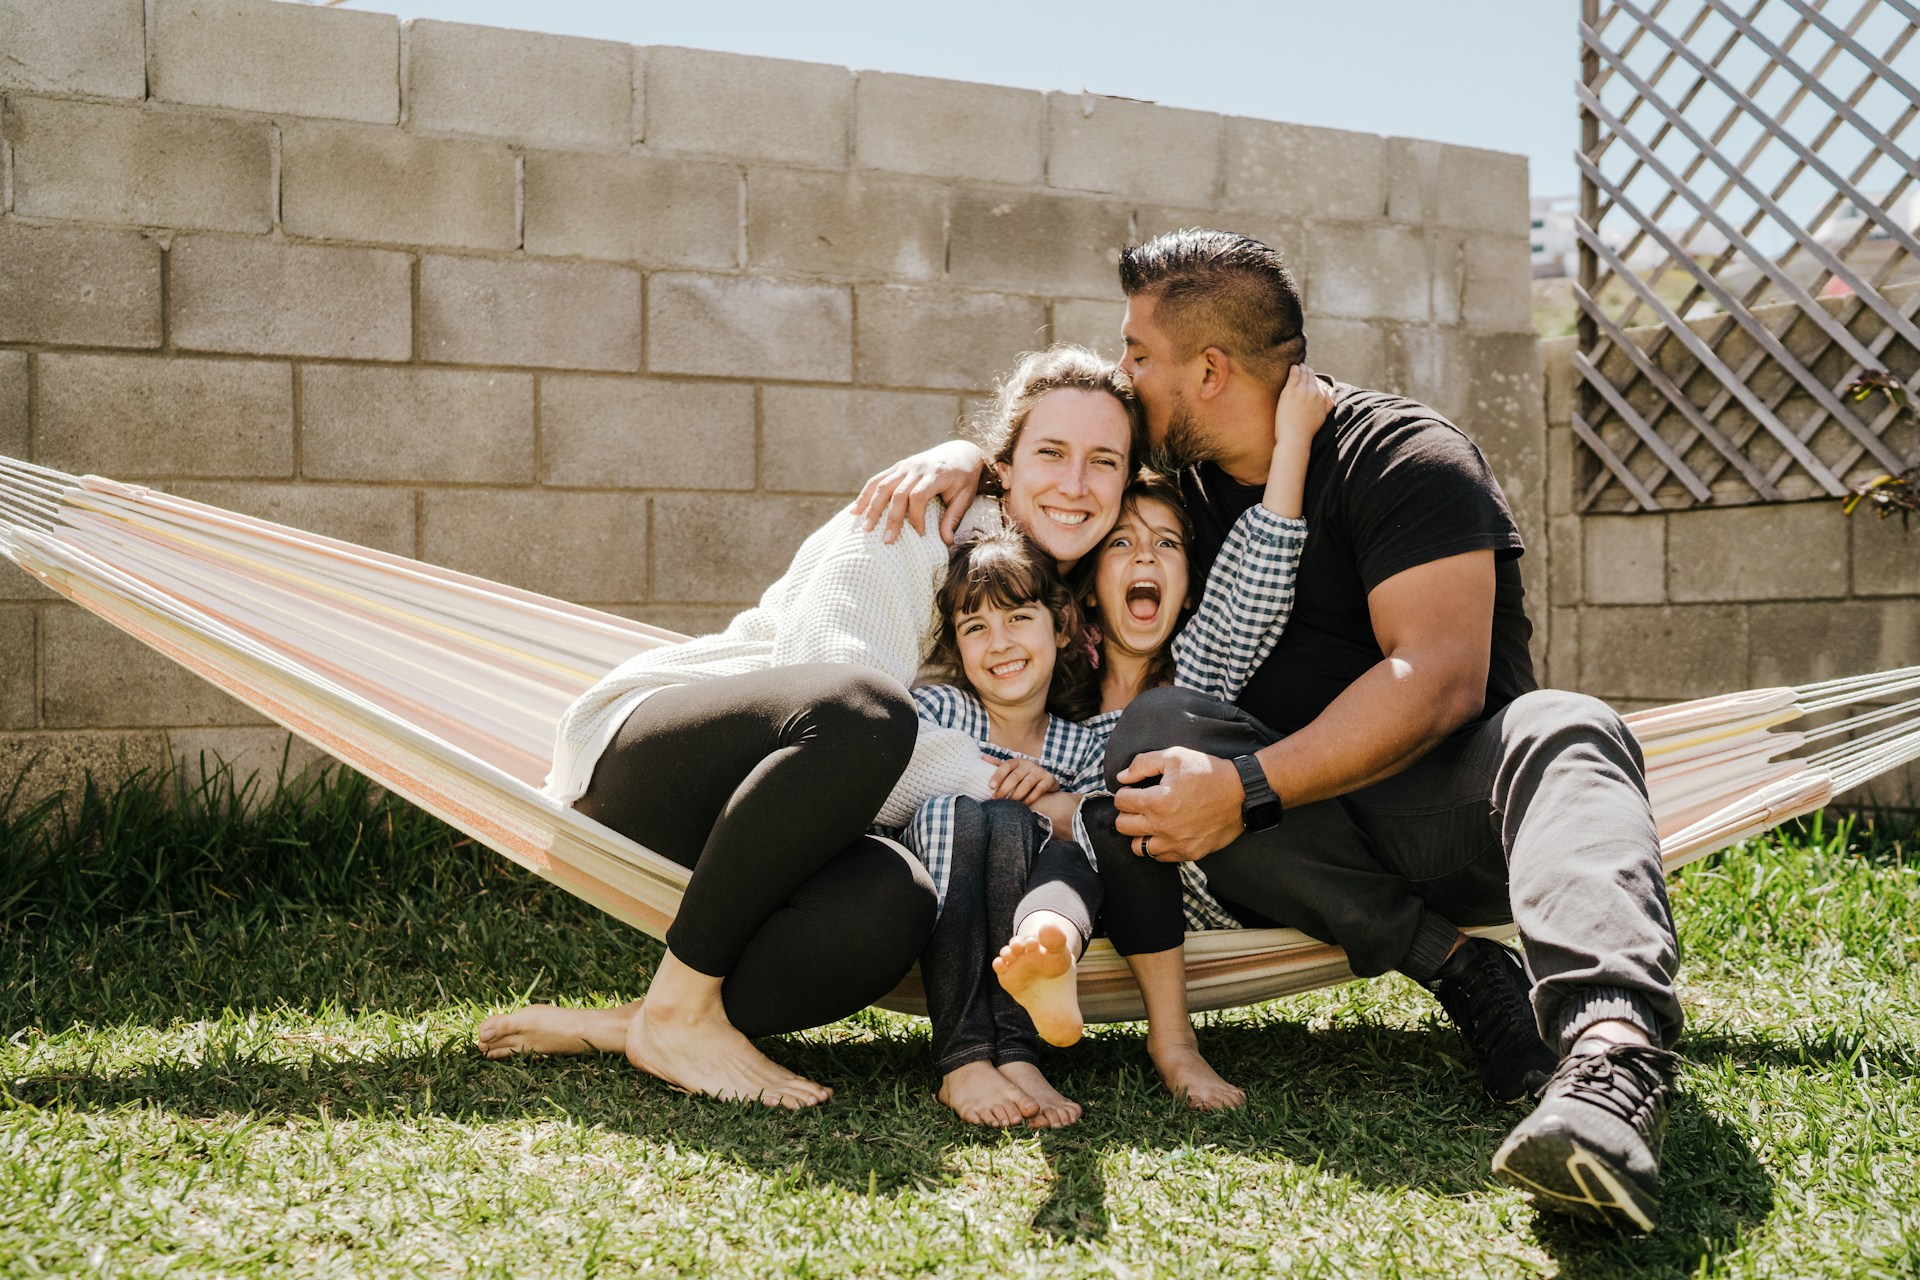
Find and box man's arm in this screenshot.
[1112,549,1497,860]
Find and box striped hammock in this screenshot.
[4,455,1919,1023]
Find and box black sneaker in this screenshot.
[1491,1042,1681,1233]
[1422,937,1559,1103]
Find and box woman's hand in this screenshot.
[851,441,987,545]
[989,756,1059,804]
[1273,363,1333,447]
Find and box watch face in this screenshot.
[1244,800,1282,833]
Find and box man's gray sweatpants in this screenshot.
[1083,686,1683,1054]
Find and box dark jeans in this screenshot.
[921,798,1102,1077]
[1084,686,1683,1053]
[574,664,937,1038]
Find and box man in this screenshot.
[862,229,1683,1234]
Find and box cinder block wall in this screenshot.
[1541,337,1920,809]
[0,0,1540,801]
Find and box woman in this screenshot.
[476,346,1144,1109]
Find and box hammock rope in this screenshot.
[3,456,1918,1021]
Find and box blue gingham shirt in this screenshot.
[900,504,1307,930]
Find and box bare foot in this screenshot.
[625,999,832,1110]
[993,922,1083,1047]
[476,1003,634,1060]
[1148,1034,1246,1111]
[937,1060,1040,1127]
[997,1060,1082,1129]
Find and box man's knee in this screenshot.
[1501,689,1646,778]
[1105,686,1236,785]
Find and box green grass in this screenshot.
[3,762,1918,1278]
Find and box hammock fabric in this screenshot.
[3,456,1918,1023]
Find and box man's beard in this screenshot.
[1153,399,1221,470]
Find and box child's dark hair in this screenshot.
[928,526,1101,722]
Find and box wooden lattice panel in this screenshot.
[1575,0,1920,512]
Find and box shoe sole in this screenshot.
[1491,1120,1659,1233]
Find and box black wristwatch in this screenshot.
[1232,754,1284,832]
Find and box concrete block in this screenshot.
[1547,426,1576,518]
[5,96,272,233]
[0,351,26,461]
[406,19,632,151]
[420,255,642,372]
[151,0,398,123]
[1578,604,1748,702]
[1749,600,1920,689]
[1429,233,1463,327]
[420,490,649,603]
[42,605,263,727]
[648,273,851,382]
[36,354,292,479]
[1459,332,1547,523]
[167,727,331,797]
[948,188,1131,298]
[615,603,745,639]
[1387,137,1530,237]
[523,151,738,268]
[169,482,417,557]
[0,730,168,814]
[856,285,1047,392]
[1852,514,1920,596]
[0,0,144,98]
[652,493,845,603]
[0,222,160,348]
[762,387,959,494]
[1304,318,1386,390]
[1224,118,1386,222]
[1307,221,1431,323]
[1667,502,1849,602]
[281,121,516,250]
[1583,515,1665,605]
[646,47,851,168]
[300,366,533,485]
[855,72,1043,185]
[1463,235,1534,331]
[1050,298,1126,361]
[540,375,755,490]
[1548,515,1583,607]
[1047,92,1220,205]
[1546,606,1579,689]
[1541,335,1576,431]
[0,607,33,728]
[747,169,944,281]
[1384,326,1468,422]
[170,235,411,361]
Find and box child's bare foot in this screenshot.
[994,920,1083,1047]
[997,1060,1082,1128]
[937,1060,1040,1127]
[1148,1034,1246,1111]
[476,1003,634,1059]
[625,997,831,1109]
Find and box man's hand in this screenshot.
[850,440,986,544]
[1111,747,1247,862]
[989,756,1059,805]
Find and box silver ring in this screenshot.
[1140,835,1151,859]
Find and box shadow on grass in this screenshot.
[5,1014,1774,1261]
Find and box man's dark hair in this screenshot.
[1118,229,1306,386]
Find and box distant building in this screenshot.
[1531,195,1580,278]
[1813,190,1920,247]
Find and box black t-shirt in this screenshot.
[1180,381,1535,737]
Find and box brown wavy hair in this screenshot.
[926,526,1101,723]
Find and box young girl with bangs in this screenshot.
[909,364,1330,1125]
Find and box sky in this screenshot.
[323,0,1583,198]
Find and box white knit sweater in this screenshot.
[543,502,997,826]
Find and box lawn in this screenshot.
[2,763,1917,1278]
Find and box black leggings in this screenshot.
[573,664,936,1037]
[920,798,1102,1076]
